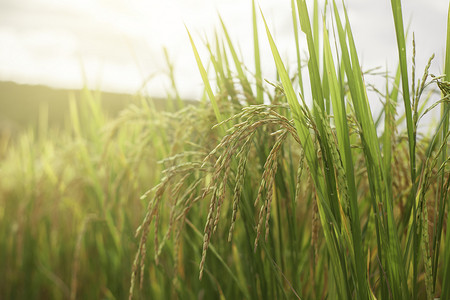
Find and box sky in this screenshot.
[0,0,448,99]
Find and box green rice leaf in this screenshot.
[186,27,223,124]
[252,0,263,104]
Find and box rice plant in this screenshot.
[131,0,450,299]
[0,0,449,299]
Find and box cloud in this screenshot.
[0,0,447,97]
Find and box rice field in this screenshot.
[1,0,449,299]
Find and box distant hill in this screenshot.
[0,81,188,132]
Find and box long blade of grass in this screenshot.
[323,18,368,300]
[296,0,342,229]
[296,0,324,111]
[389,2,419,296]
[291,0,304,95]
[186,27,223,125]
[390,0,414,174]
[252,0,263,104]
[206,34,238,104]
[219,16,255,103]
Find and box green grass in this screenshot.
[0,0,449,299]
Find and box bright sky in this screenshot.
[0,0,448,99]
